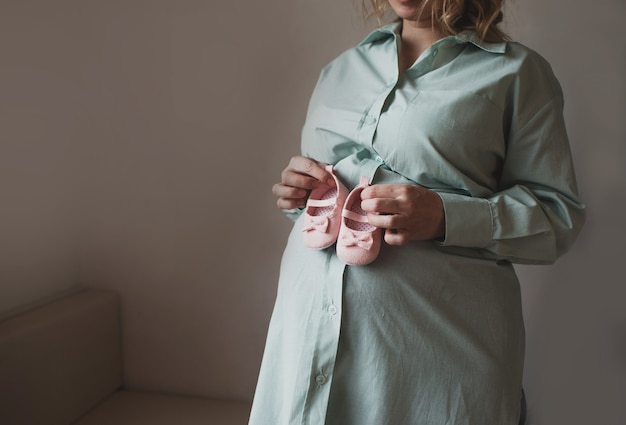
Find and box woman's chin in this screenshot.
[388,1,424,21]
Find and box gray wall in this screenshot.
[506,1,626,424]
[1,1,82,318]
[0,1,623,423]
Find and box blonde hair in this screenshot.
[365,0,509,42]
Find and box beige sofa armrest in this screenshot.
[75,391,251,425]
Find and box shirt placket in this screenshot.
[300,255,346,425]
[359,86,396,152]
[359,35,400,154]
[358,38,441,156]
[297,34,444,425]
[299,37,404,425]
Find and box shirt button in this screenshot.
[328,305,338,315]
[315,374,327,385]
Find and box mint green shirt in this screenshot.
[250,23,585,425]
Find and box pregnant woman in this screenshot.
[250,1,586,424]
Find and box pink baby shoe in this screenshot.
[302,165,349,250]
[336,176,382,266]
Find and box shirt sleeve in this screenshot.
[436,93,586,264]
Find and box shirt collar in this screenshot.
[358,21,402,45]
[359,22,507,54]
[453,30,506,53]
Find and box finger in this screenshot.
[360,197,401,214]
[281,169,323,191]
[361,184,402,200]
[362,184,429,200]
[272,183,307,199]
[366,213,402,229]
[288,156,334,185]
[384,229,410,246]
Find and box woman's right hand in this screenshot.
[272,156,334,210]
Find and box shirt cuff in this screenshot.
[435,192,493,248]
[282,207,304,222]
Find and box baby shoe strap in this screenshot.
[307,198,336,207]
[342,209,369,223]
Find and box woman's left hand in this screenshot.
[360,184,446,245]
